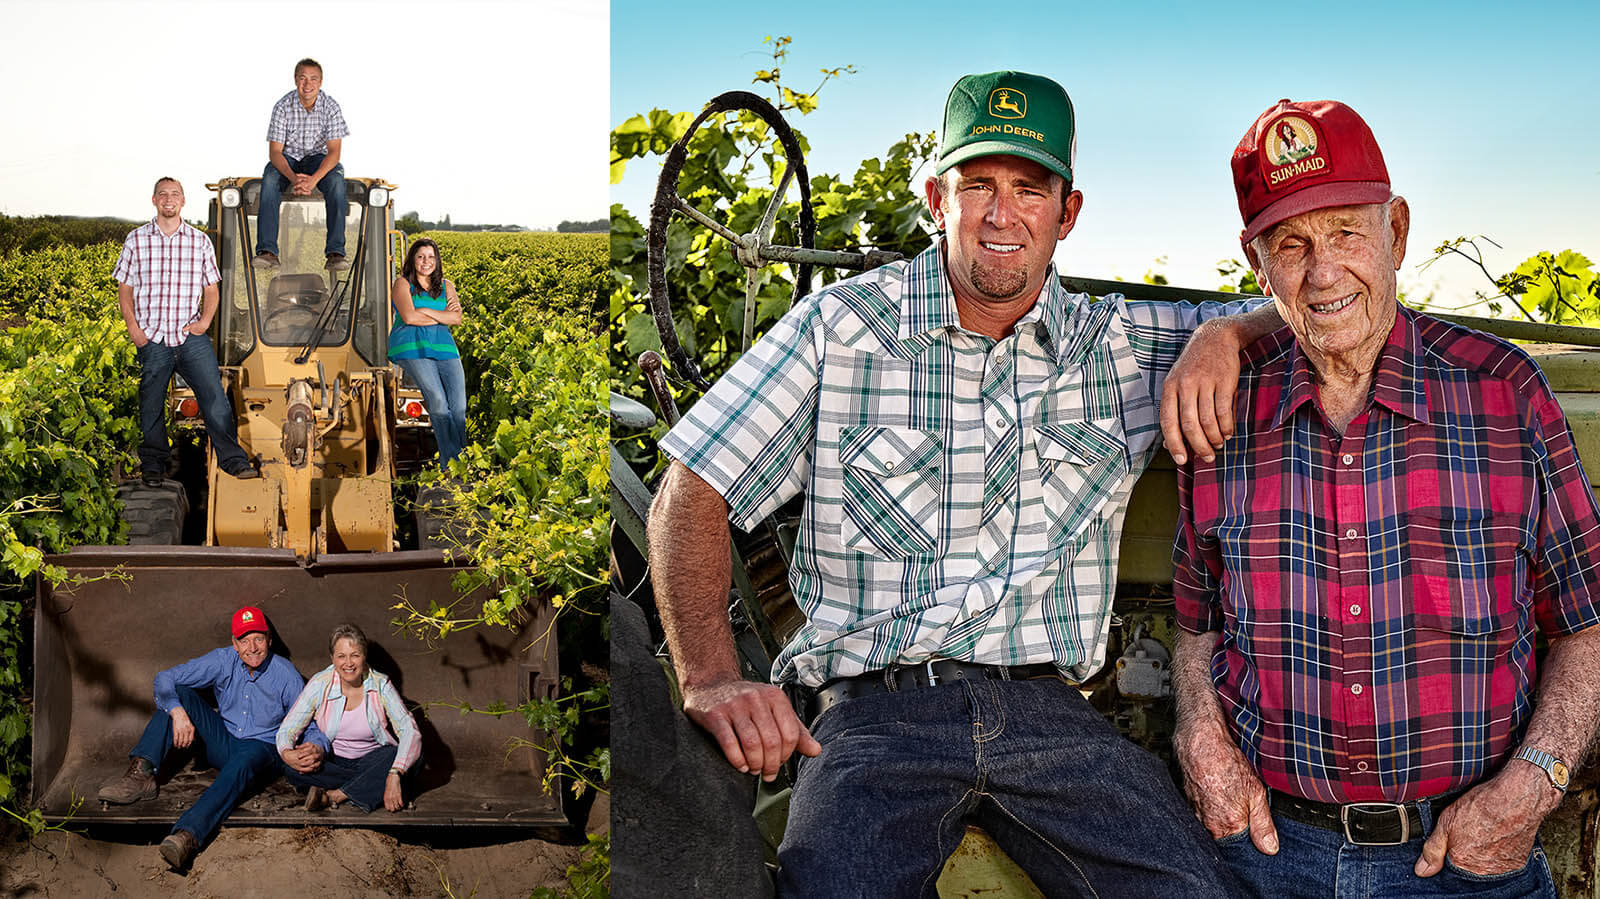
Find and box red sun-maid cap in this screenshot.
[1232,99,1391,246]
[232,606,267,639]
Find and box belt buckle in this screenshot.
[1341,802,1409,846]
[924,659,940,686]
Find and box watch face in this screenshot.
[1552,761,1571,788]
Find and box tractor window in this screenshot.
[257,273,352,347]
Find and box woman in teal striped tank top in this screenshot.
[388,238,467,466]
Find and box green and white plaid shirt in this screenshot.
[661,241,1259,687]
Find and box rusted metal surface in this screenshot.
[32,548,562,827]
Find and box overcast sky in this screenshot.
[613,0,1599,311]
[2,0,608,230]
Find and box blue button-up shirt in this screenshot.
[154,647,328,750]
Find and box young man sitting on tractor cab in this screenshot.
[98,606,328,872]
[254,57,350,272]
[116,177,258,485]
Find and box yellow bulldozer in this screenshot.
[32,177,564,828]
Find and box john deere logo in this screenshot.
[989,88,1026,119]
[1262,114,1328,187]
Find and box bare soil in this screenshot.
[0,795,608,898]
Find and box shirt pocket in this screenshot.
[1033,417,1130,549]
[838,424,943,557]
[1406,512,1521,638]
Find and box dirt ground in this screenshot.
[0,795,607,898]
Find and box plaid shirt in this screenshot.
[662,241,1260,687]
[266,90,349,160]
[113,219,221,347]
[1174,307,1600,804]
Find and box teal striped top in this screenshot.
[388,284,459,360]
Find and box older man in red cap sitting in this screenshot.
[1171,98,1600,897]
[98,606,328,871]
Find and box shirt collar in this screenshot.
[1270,304,1429,430]
[897,237,1070,353]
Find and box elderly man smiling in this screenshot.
[1170,99,1600,898]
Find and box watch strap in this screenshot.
[1513,746,1570,793]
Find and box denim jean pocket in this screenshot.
[1213,826,1251,848]
[1442,846,1540,884]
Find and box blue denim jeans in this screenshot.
[1216,802,1556,898]
[397,356,468,466]
[137,334,248,475]
[130,685,280,846]
[256,154,347,256]
[776,676,1241,898]
[284,743,402,812]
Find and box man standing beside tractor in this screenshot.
[648,70,1283,895]
[97,606,328,872]
[1171,99,1600,897]
[254,57,350,272]
[116,177,258,486]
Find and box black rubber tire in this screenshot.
[117,479,189,546]
[414,482,488,552]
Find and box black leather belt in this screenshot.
[1270,790,1462,846]
[808,660,1063,720]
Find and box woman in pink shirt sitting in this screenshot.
[276,623,421,812]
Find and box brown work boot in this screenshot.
[98,757,157,804]
[304,785,329,812]
[252,251,280,270]
[158,829,198,871]
[325,253,350,271]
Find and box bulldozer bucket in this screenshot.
[32,546,564,828]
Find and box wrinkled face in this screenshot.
[233,631,269,670]
[925,155,1081,313]
[152,180,184,219]
[1248,199,1409,368]
[331,637,367,685]
[295,65,322,104]
[413,244,438,278]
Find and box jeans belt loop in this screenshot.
[1342,802,1409,845]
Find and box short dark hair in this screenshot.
[152,176,182,196]
[295,57,322,76]
[328,622,368,656]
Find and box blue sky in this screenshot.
[613,0,1599,308]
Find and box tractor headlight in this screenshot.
[220,188,241,208]
[368,188,389,207]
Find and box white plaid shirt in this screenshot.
[113,219,221,347]
[662,241,1261,687]
[266,90,349,160]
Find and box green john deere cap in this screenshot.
[937,71,1075,183]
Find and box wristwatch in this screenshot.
[1513,746,1570,793]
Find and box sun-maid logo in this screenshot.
[989,87,1026,119]
[241,611,254,622]
[1262,114,1327,187]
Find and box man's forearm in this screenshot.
[1516,624,1600,770]
[197,285,219,330]
[118,283,141,339]
[1199,303,1283,352]
[648,461,740,688]
[268,144,294,179]
[311,144,342,182]
[1173,629,1230,734]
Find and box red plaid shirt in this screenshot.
[113,219,221,347]
[1174,307,1600,804]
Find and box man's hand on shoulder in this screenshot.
[681,675,821,782]
[169,706,195,749]
[1415,760,1562,878]
[1173,713,1278,854]
[1161,304,1283,464]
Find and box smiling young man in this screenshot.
[97,606,328,872]
[254,57,350,271]
[116,177,258,485]
[1171,99,1600,898]
[645,71,1284,895]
